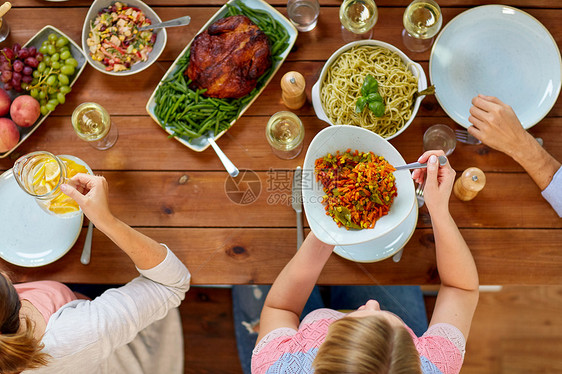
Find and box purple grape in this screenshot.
[12,60,23,73]
[24,57,38,68]
[2,48,13,60]
[13,43,21,55]
[36,53,43,62]
[1,70,11,82]
[22,75,32,84]
[0,55,6,63]
[22,66,33,76]
[0,62,10,71]
[17,48,29,59]
[29,46,37,57]
[12,71,21,83]
[3,82,13,90]
[13,84,22,92]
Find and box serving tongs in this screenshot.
[205,131,239,177]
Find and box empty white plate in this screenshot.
[0,169,82,267]
[430,5,561,129]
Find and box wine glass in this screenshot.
[339,0,378,43]
[402,0,442,52]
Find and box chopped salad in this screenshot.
[86,2,156,72]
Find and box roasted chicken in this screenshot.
[186,15,271,99]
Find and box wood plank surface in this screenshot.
[1,114,559,173]
[3,228,561,285]
[0,0,561,286]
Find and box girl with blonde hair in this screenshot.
[250,151,479,374]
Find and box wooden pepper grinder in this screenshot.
[453,167,486,201]
[281,71,306,110]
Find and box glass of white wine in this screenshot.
[402,0,442,52]
[266,111,304,159]
[339,0,378,43]
[71,102,119,150]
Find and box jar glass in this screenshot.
[13,151,90,218]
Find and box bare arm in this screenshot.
[468,94,561,190]
[412,152,479,339]
[256,233,334,344]
[61,174,167,270]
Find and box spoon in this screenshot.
[206,132,239,178]
[80,221,94,265]
[138,15,191,32]
[395,155,447,171]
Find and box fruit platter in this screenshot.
[0,25,86,159]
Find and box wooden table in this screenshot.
[1,0,561,286]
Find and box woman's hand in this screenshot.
[60,173,114,228]
[411,150,455,216]
[467,95,531,157]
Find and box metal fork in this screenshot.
[393,181,425,263]
[455,129,544,147]
[455,129,481,145]
[415,181,425,208]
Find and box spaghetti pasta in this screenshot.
[320,45,419,138]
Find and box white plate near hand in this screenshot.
[334,199,417,263]
[430,5,561,129]
[0,169,83,267]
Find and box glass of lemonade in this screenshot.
[13,151,92,218]
[266,111,305,160]
[339,0,378,43]
[71,102,118,150]
[402,0,443,52]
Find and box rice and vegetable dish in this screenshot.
[314,150,397,230]
[86,2,156,72]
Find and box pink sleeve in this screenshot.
[414,323,466,374]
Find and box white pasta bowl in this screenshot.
[82,0,167,76]
[302,126,416,246]
[311,40,427,140]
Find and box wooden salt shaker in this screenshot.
[281,71,306,110]
[453,167,486,201]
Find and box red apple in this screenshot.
[0,88,10,116]
[10,95,40,127]
[0,118,19,152]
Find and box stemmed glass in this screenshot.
[339,0,378,43]
[401,0,442,52]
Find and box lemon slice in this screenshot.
[34,181,52,196]
[49,205,79,215]
[32,163,46,185]
[62,158,88,178]
[44,160,61,183]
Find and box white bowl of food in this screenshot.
[302,125,415,246]
[312,40,427,140]
[82,0,167,76]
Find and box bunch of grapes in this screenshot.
[28,33,79,115]
[0,43,42,92]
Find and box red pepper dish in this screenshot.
[314,149,398,230]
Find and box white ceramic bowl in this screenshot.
[430,5,561,129]
[82,0,167,76]
[312,40,427,141]
[302,126,415,246]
